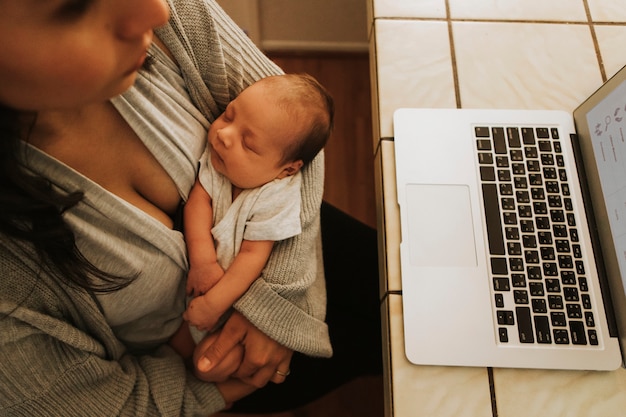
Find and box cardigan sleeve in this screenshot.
[156,0,332,357]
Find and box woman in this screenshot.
[0,0,382,415]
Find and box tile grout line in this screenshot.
[376,15,625,26]
[488,367,499,417]
[445,0,462,109]
[582,0,607,82]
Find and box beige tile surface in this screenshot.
[493,367,626,417]
[453,21,602,110]
[373,19,455,139]
[372,0,446,19]
[387,294,493,417]
[594,25,626,79]
[449,0,587,21]
[588,0,626,22]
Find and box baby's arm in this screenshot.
[184,179,225,295]
[184,239,274,331]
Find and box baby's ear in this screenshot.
[279,160,304,178]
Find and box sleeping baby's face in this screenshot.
[207,80,303,189]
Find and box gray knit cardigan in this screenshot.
[0,0,330,415]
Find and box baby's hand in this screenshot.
[183,294,221,332]
[186,261,225,296]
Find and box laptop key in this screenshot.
[497,310,515,325]
[477,139,492,150]
[567,304,583,319]
[516,307,535,343]
[550,128,560,139]
[514,290,529,304]
[549,295,564,309]
[554,329,569,344]
[479,152,494,164]
[521,127,536,144]
[538,140,552,151]
[495,293,505,308]
[532,298,547,313]
[507,127,521,147]
[534,316,552,343]
[499,328,509,343]
[493,127,507,154]
[496,156,509,167]
[570,321,587,345]
[480,166,496,181]
[482,183,505,255]
[551,311,567,326]
[475,126,490,137]
[512,274,526,287]
[536,127,550,138]
[491,259,508,276]
[493,277,510,291]
[545,279,561,292]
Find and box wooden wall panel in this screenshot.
[268,52,377,229]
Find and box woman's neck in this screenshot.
[232,186,243,201]
[25,103,106,150]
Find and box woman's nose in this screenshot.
[113,0,170,41]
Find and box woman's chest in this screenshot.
[36,102,183,228]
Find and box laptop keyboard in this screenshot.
[475,125,599,347]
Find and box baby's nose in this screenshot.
[217,129,232,148]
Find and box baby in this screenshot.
[183,73,334,343]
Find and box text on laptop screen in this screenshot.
[586,79,626,293]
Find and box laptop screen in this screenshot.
[573,65,626,344]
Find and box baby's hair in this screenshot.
[260,73,334,165]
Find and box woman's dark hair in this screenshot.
[0,104,131,292]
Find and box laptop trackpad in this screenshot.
[405,184,477,267]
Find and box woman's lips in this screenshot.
[125,51,148,75]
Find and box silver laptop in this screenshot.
[393,64,626,371]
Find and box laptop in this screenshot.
[393,64,626,371]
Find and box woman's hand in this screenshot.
[192,332,244,382]
[168,322,196,360]
[195,311,294,387]
[215,379,257,408]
